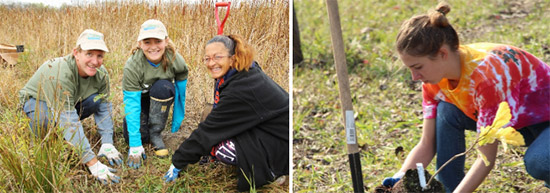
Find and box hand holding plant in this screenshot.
[427,101,525,186]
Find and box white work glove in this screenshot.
[127,146,147,169]
[88,161,120,184]
[98,143,123,166]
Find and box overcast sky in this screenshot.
[2,0,71,8]
[0,0,229,8]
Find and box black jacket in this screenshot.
[172,62,289,191]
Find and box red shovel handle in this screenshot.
[215,2,231,35]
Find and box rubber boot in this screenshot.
[148,96,173,157]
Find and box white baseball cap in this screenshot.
[137,19,168,41]
[76,29,109,52]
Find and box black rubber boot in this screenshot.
[148,96,173,157]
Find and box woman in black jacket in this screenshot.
[163,34,289,191]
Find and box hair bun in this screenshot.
[396,1,459,57]
[436,3,450,16]
[430,2,451,27]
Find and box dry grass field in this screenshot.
[0,0,289,192]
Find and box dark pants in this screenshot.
[75,93,102,120]
[123,80,174,145]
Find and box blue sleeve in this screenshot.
[171,79,187,133]
[123,90,142,147]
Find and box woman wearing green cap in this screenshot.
[122,19,189,169]
[19,29,121,185]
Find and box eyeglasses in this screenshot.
[204,55,231,63]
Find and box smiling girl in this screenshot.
[382,2,550,192]
[122,19,189,169]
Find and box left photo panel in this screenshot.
[0,0,289,192]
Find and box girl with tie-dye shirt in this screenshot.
[381,2,550,192]
[422,43,549,132]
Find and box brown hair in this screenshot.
[74,45,83,53]
[396,2,459,57]
[72,45,106,58]
[207,34,255,71]
[130,38,177,72]
[71,45,83,59]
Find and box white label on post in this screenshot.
[345,110,356,144]
[416,163,427,190]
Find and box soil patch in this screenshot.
[374,169,444,193]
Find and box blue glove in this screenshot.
[123,90,142,147]
[382,177,400,187]
[382,171,404,187]
[164,164,182,183]
[171,79,187,133]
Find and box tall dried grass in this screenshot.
[0,0,289,191]
[1,0,289,122]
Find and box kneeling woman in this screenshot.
[164,35,289,191]
[122,19,189,168]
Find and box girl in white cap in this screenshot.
[19,29,122,184]
[163,34,289,191]
[122,19,189,169]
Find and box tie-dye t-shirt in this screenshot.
[422,43,550,132]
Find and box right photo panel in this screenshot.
[293,0,550,192]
